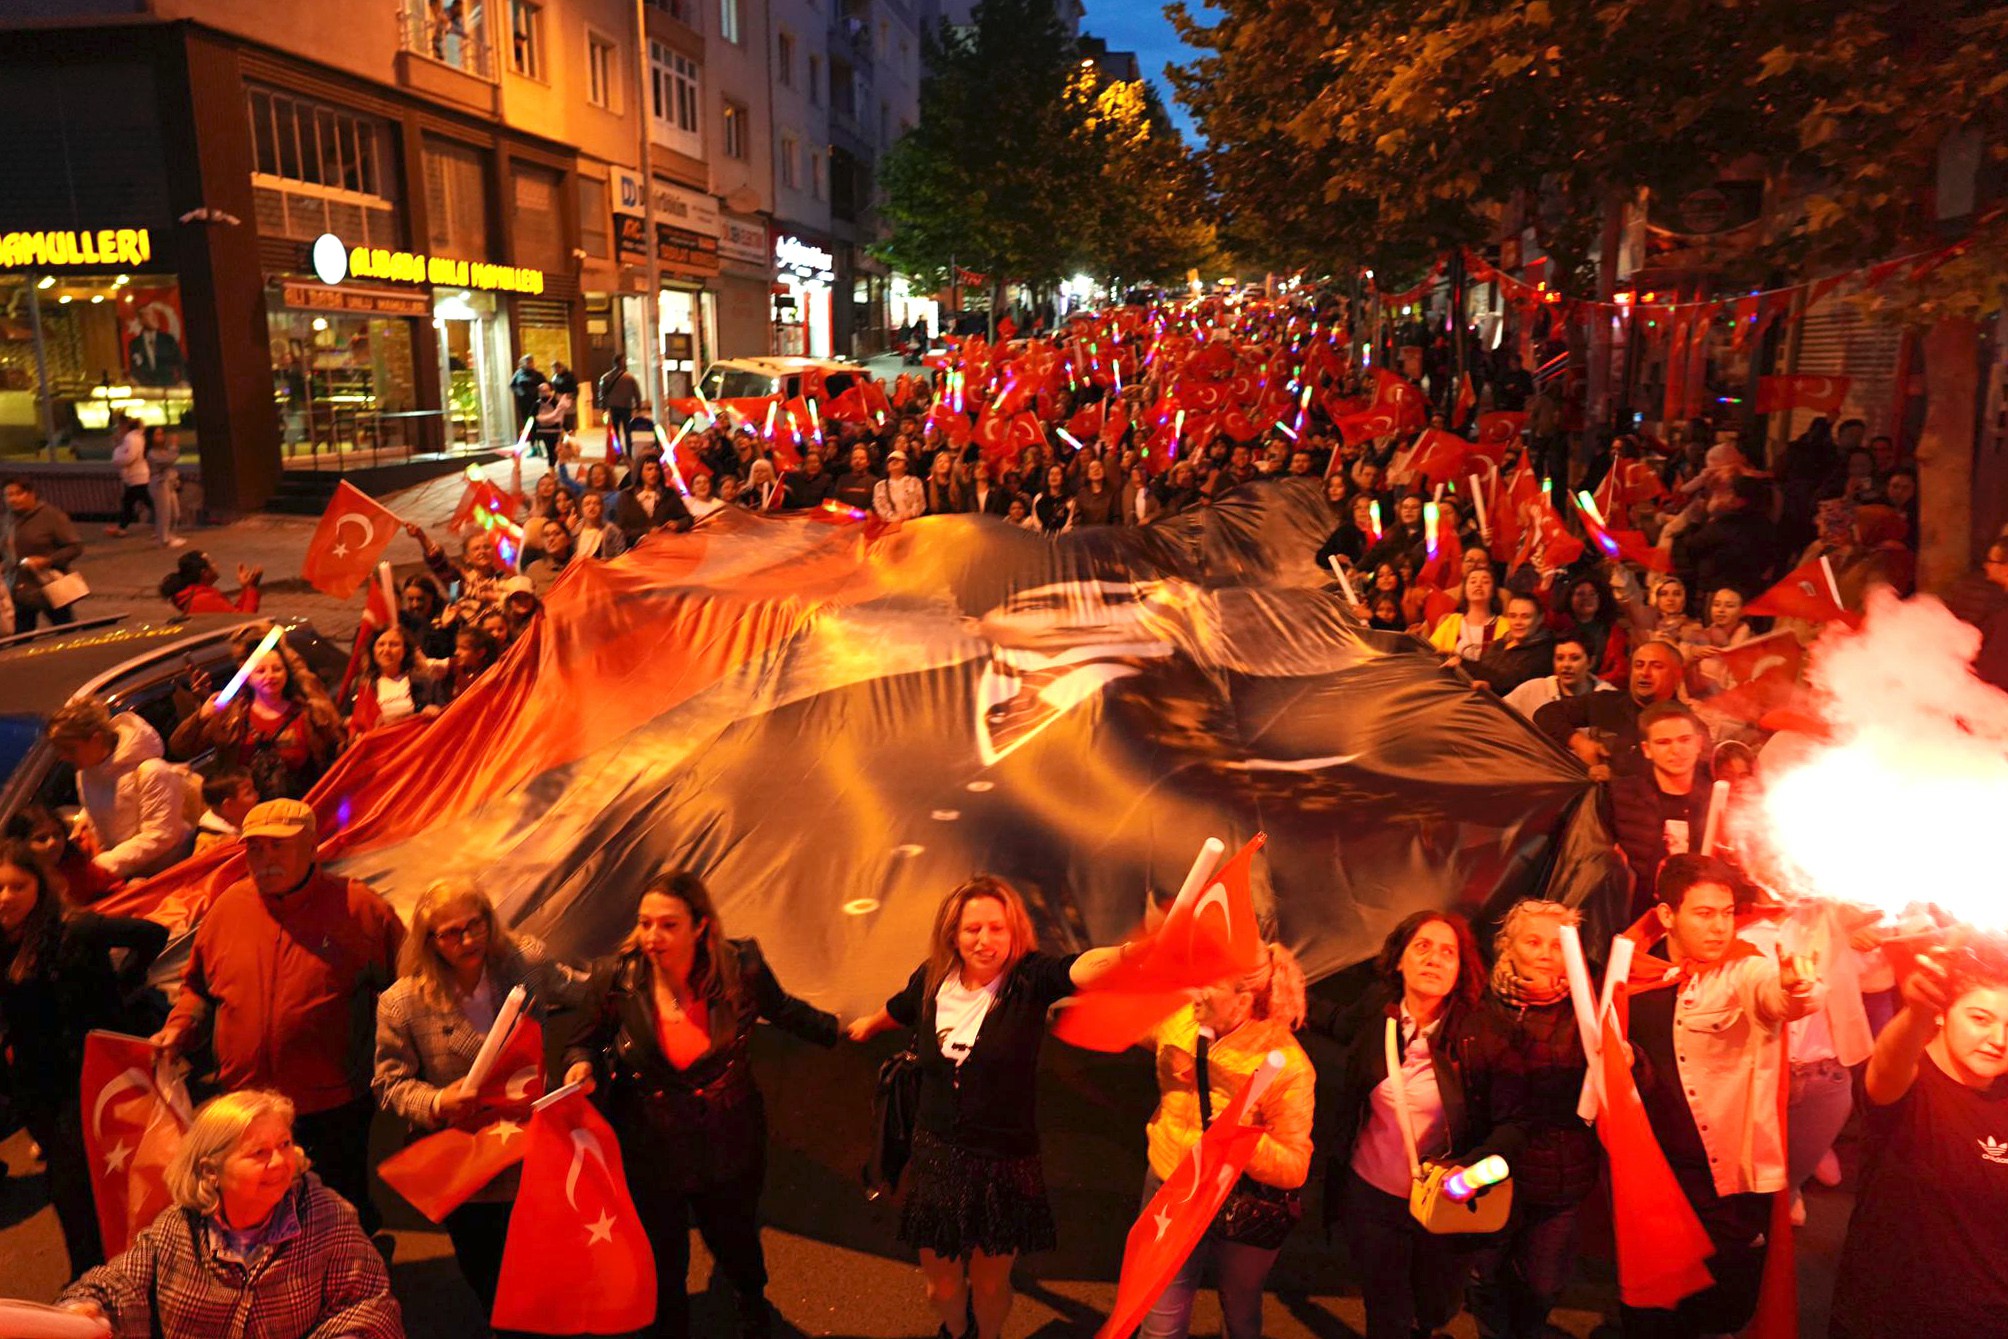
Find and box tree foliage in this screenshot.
[876,0,1215,289]
[1170,0,2008,300]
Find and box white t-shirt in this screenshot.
[686,496,727,520]
[374,674,416,726]
[933,973,1001,1067]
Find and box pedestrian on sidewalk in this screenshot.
[598,356,642,456]
[4,476,85,630]
[107,416,151,537]
[144,426,185,547]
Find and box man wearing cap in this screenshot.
[873,448,925,522]
[151,799,405,1234]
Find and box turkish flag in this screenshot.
[1332,410,1401,448]
[860,379,893,423]
[378,1018,547,1223]
[492,1089,657,1335]
[1754,375,1851,415]
[1746,556,1857,624]
[449,476,515,535]
[821,385,869,424]
[1097,1056,1280,1339]
[81,1031,191,1257]
[1099,401,1131,451]
[1053,835,1266,1052]
[1067,400,1106,442]
[1515,494,1585,574]
[1475,411,1529,449]
[996,315,1019,342]
[302,481,401,598]
[1454,372,1477,427]
[1599,1002,1717,1309]
[1696,631,1806,727]
[1369,368,1427,429]
[1389,429,1471,488]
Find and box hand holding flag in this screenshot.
[377,1012,546,1223]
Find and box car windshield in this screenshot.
[0,714,44,795]
[701,369,778,400]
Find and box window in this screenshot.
[722,100,748,160]
[246,87,399,244]
[511,165,566,272]
[719,0,740,44]
[779,133,798,190]
[578,175,610,259]
[777,31,794,86]
[423,138,491,258]
[400,0,492,79]
[586,31,618,109]
[808,54,821,106]
[509,0,544,80]
[645,0,693,23]
[648,42,702,156]
[811,149,824,200]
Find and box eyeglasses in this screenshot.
[432,921,489,945]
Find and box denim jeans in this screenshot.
[1788,1057,1854,1191]
[1136,1169,1282,1339]
[1466,1199,1581,1339]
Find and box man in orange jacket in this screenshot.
[152,799,405,1235]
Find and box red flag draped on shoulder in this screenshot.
[378,1018,546,1223]
[1597,999,1717,1308]
[1098,1052,1285,1339]
[1053,835,1265,1053]
[81,1031,192,1257]
[302,481,401,598]
[491,1087,656,1335]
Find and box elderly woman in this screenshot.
[57,1089,403,1339]
[1138,943,1315,1339]
[846,877,1131,1339]
[373,878,589,1309]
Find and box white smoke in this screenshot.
[1749,587,2008,927]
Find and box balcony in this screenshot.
[395,1,500,114]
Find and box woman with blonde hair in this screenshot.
[57,1089,402,1338]
[372,878,589,1308]
[170,629,344,800]
[561,870,837,1339]
[846,876,1133,1339]
[1138,942,1316,1339]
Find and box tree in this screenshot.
[1071,72,1218,288]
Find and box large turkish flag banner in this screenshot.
[301,481,401,598]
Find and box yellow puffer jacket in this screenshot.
[1146,1004,1316,1190]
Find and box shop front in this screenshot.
[772,231,835,358]
[715,211,773,361]
[613,171,722,403]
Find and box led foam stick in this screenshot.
[1056,428,1085,452]
[1443,1156,1509,1202]
[216,625,285,708]
[1172,409,1186,446]
[1575,490,1608,528]
[1423,502,1441,560]
[1701,778,1732,856]
[1468,475,1489,539]
[1328,555,1359,607]
[1575,490,1620,557]
[807,396,824,445]
[763,400,779,438]
[1112,359,1122,392]
[1274,420,1298,440]
[1369,500,1383,541]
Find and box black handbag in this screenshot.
[862,1046,922,1200]
[1196,1033,1302,1249]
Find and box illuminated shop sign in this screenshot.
[311,233,545,295]
[774,235,834,286]
[0,228,153,268]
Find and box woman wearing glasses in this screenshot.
[371,878,591,1308]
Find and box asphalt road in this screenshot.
[0,1025,1856,1337]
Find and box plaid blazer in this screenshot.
[372,935,591,1131]
[59,1174,403,1339]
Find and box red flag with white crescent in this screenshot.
[81,1031,191,1257]
[302,481,401,599]
[378,1018,547,1223]
[1745,557,1858,625]
[1096,1056,1279,1339]
[1754,374,1851,416]
[1053,835,1266,1053]
[492,1087,656,1335]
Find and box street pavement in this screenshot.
[8,438,1858,1335]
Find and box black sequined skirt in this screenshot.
[897,1131,1057,1258]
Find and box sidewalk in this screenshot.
[66,457,550,643]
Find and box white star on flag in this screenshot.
[1151,1206,1172,1242]
[486,1120,523,1145]
[103,1140,133,1174]
[585,1210,617,1245]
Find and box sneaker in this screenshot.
[1790,1192,1807,1227]
[104,525,126,537]
[165,537,188,548]
[1814,1148,1842,1186]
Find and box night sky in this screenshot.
[1080,0,1212,140]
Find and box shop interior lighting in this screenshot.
[36,276,54,290]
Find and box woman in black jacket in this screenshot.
[0,838,168,1279]
[562,870,837,1339]
[1304,909,1516,1339]
[847,876,1129,1339]
[1466,900,1597,1339]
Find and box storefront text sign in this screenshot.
[0,228,152,268]
[279,281,433,318]
[774,235,834,286]
[313,234,545,295]
[610,170,721,238]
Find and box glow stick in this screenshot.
[1433,482,1446,502]
[375,561,397,625]
[1328,555,1359,607]
[1172,409,1185,445]
[1056,428,1085,452]
[1701,778,1732,856]
[1443,1155,1509,1202]
[1112,360,1122,392]
[663,422,693,496]
[1558,923,1603,1099]
[1819,554,1844,609]
[1423,502,1440,560]
[807,396,824,445]
[1369,500,1383,541]
[763,400,778,438]
[1469,474,1489,538]
[461,985,528,1093]
[215,625,284,708]
[1157,836,1228,929]
[1274,420,1298,440]
[1575,490,1607,528]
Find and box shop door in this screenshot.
[436,302,512,448]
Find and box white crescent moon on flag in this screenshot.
[504,1066,539,1101]
[92,1067,154,1141]
[566,1128,614,1212]
[1178,1138,1208,1205]
[1191,880,1235,951]
[1748,654,1787,682]
[332,512,375,556]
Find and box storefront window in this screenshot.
[435,288,513,448]
[0,273,195,460]
[268,302,419,462]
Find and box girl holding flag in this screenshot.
[846,877,1133,1339]
[372,878,590,1309]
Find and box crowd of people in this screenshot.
[3,292,2008,1339]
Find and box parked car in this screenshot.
[0,612,346,832]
